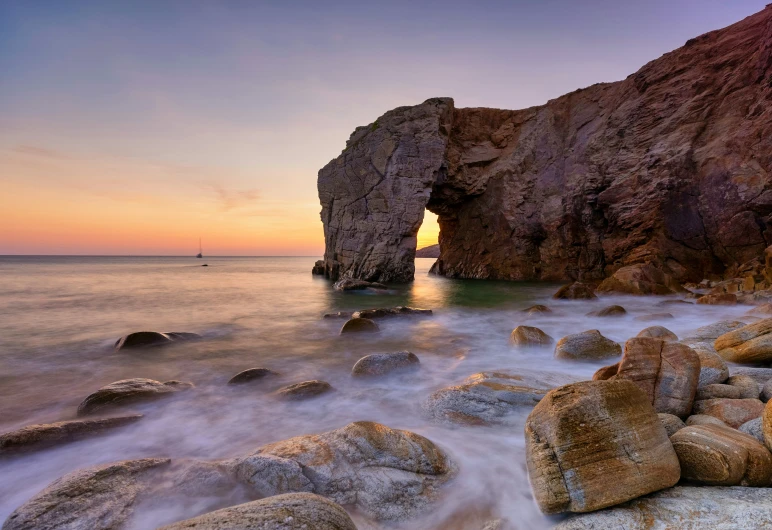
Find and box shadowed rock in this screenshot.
[0,415,142,455]
[227,368,280,385]
[697,293,738,305]
[658,413,686,437]
[274,381,333,401]
[525,380,680,514]
[523,304,552,314]
[158,493,357,530]
[332,279,387,291]
[77,379,194,416]
[586,305,626,317]
[596,264,684,295]
[114,331,201,350]
[553,282,597,300]
[351,351,420,377]
[340,317,380,334]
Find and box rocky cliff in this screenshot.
[317,6,772,283]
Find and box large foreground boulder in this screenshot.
[77,379,194,416]
[0,415,142,455]
[525,380,680,514]
[596,264,683,295]
[552,486,772,530]
[228,421,453,520]
[594,338,699,417]
[715,318,772,363]
[554,330,621,360]
[159,493,357,530]
[670,424,772,486]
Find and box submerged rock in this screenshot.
[228,421,453,520]
[554,330,621,360]
[715,318,772,363]
[227,368,280,385]
[114,331,201,350]
[510,326,554,347]
[351,351,419,377]
[332,279,388,291]
[586,305,626,317]
[525,380,679,514]
[552,486,772,529]
[353,307,431,319]
[523,304,552,314]
[670,424,772,486]
[274,380,333,400]
[552,282,597,300]
[637,326,678,341]
[340,317,380,334]
[159,493,357,530]
[77,379,194,416]
[0,415,142,455]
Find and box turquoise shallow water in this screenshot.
[0,256,754,528]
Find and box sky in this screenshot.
[0,0,767,255]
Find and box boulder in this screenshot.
[0,415,142,455]
[525,380,680,514]
[312,260,326,275]
[553,282,597,300]
[686,414,730,428]
[658,413,686,437]
[763,379,772,402]
[739,418,765,444]
[523,304,552,314]
[637,326,678,341]
[715,318,772,363]
[592,363,620,381]
[353,306,431,319]
[692,398,764,428]
[594,338,699,417]
[586,305,626,317]
[634,313,674,322]
[552,486,772,530]
[2,458,170,530]
[158,493,356,530]
[554,330,621,360]
[340,317,380,334]
[696,384,743,400]
[227,368,280,385]
[77,379,194,416]
[670,424,772,486]
[682,341,729,386]
[228,421,453,520]
[423,371,575,425]
[697,293,738,305]
[727,375,761,399]
[275,381,333,400]
[596,264,684,295]
[684,320,746,341]
[730,367,772,386]
[332,279,388,291]
[114,331,201,350]
[510,326,554,347]
[351,351,420,377]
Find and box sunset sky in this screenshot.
[1,0,766,255]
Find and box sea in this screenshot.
[0,256,754,529]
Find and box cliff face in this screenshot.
[318,6,772,283]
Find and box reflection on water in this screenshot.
[0,256,754,528]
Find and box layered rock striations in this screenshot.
[317,6,772,283]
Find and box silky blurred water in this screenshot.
[0,256,755,529]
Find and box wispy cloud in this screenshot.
[204,183,261,212]
[12,145,73,160]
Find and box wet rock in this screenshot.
[684,320,746,341]
[312,260,326,275]
[692,398,764,428]
[696,384,743,401]
[658,413,686,437]
[353,307,431,319]
[657,299,693,306]
[275,381,333,401]
[594,338,699,418]
[586,305,626,317]
[670,424,772,486]
[2,458,170,530]
[0,415,142,455]
[228,421,454,520]
[158,493,357,530]
[686,414,730,428]
[77,379,194,416]
[633,313,674,322]
[715,318,772,363]
[340,317,380,334]
[114,331,201,350]
[554,330,621,360]
[227,368,280,385]
[332,279,388,291]
[637,326,678,341]
[322,311,354,319]
[351,351,419,377]
[697,293,738,305]
[739,418,765,444]
[510,326,554,347]
[596,264,684,295]
[523,304,552,314]
[552,282,597,300]
[727,375,761,399]
[525,380,679,514]
[552,485,772,530]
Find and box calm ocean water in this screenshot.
[0,256,754,528]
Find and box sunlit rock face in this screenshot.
[318,6,772,283]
